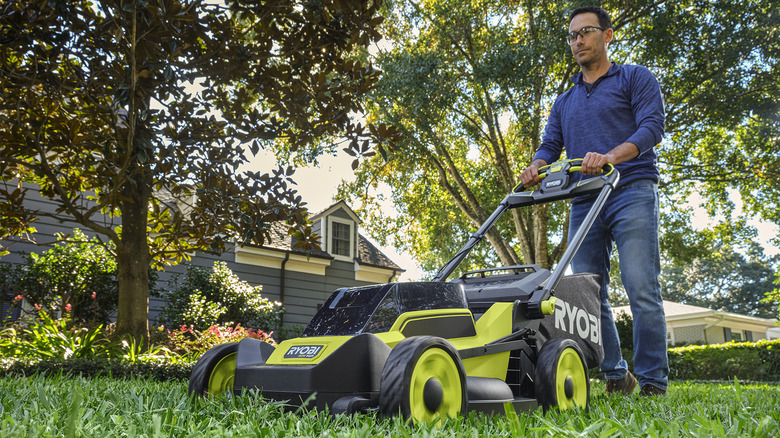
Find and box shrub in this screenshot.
[152,323,276,360]
[3,310,116,360]
[156,261,282,332]
[0,310,173,363]
[275,324,306,342]
[1,229,158,325]
[668,339,780,381]
[0,358,194,382]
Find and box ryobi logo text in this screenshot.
[554,299,601,345]
[284,345,323,359]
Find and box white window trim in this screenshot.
[327,216,354,262]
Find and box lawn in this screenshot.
[1,375,778,437]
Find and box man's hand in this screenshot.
[519,159,548,188]
[581,151,610,175]
[581,142,640,175]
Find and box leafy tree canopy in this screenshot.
[661,241,778,319]
[337,0,779,280]
[0,0,386,343]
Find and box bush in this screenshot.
[0,309,181,365]
[1,229,158,325]
[151,323,276,360]
[668,339,780,381]
[275,324,306,342]
[156,261,282,332]
[0,357,194,382]
[5,311,115,360]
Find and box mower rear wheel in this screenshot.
[379,336,466,424]
[535,338,589,411]
[189,342,239,397]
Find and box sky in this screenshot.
[246,149,425,281]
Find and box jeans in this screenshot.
[568,180,669,390]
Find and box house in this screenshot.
[0,182,404,327]
[612,301,779,346]
[228,200,404,326]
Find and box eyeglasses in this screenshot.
[566,26,606,44]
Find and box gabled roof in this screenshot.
[258,204,403,272]
[310,200,361,224]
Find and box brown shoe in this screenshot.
[639,384,667,396]
[605,372,638,395]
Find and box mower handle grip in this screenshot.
[513,158,615,193]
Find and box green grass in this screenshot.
[1,375,779,437]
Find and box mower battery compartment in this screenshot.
[451,264,552,319]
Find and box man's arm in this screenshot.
[580,142,639,175]
[624,66,665,156]
[583,67,664,175]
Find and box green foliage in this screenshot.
[339,0,780,281]
[340,0,574,274]
[2,311,115,360]
[1,306,272,367]
[0,0,386,342]
[614,310,633,352]
[275,324,307,342]
[150,323,276,360]
[668,340,780,382]
[2,229,117,324]
[762,285,780,320]
[661,243,779,318]
[156,261,282,332]
[0,229,161,324]
[0,359,194,382]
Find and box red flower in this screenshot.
[91,292,96,299]
[14,295,23,301]
[34,304,41,310]
[65,304,72,312]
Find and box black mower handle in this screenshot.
[512,158,616,194]
[432,158,619,284]
[506,159,618,208]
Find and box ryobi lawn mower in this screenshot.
[189,158,618,423]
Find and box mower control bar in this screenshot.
[432,159,619,286]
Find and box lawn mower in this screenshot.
[189,158,619,423]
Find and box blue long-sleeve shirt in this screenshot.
[534,62,665,187]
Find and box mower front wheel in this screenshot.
[535,338,589,412]
[379,336,466,424]
[189,342,239,398]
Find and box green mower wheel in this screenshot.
[535,338,589,411]
[189,342,238,397]
[379,336,466,424]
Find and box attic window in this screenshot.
[327,216,354,261]
[331,222,351,257]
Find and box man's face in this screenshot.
[568,13,612,68]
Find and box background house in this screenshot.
[0,183,403,327]
[613,300,779,346]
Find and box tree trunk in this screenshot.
[532,204,551,269]
[115,184,151,348]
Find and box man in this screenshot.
[519,6,668,396]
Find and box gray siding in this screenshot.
[2,184,394,329]
[147,251,371,327]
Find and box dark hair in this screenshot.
[569,6,612,29]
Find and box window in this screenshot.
[327,217,354,261]
[331,222,351,256]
